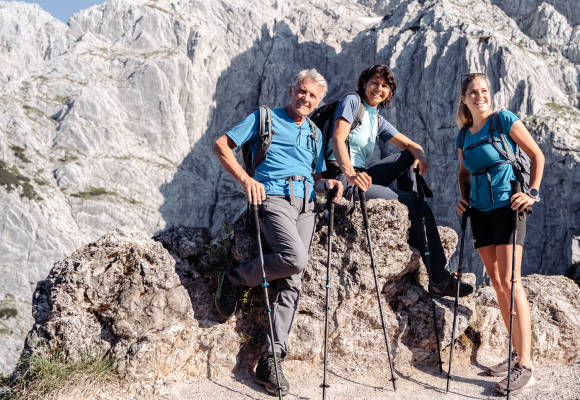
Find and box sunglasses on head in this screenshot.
[461,72,486,80]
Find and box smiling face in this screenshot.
[363,74,391,107]
[287,77,324,121]
[462,76,492,117]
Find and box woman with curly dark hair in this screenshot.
[324,64,473,297]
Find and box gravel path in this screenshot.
[85,361,580,400]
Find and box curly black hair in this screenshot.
[356,65,396,108]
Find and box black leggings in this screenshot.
[328,150,450,284]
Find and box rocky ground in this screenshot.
[30,361,580,400]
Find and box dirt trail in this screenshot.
[69,361,579,400]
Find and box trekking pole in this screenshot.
[358,188,397,391]
[253,204,283,400]
[413,168,444,374]
[506,181,524,400]
[321,187,337,400]
[446,183,471,392]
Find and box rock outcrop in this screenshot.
[473,274,580,366]
[1,0,578,374]
[18,200,580,382]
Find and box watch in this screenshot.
[526,188,540,201]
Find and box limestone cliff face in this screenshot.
[0,0,578,374]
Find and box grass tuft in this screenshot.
[1,349,117,400]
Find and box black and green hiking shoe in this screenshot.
[255,352,289,396]
[430,275,474,298]
[215,271,243,322]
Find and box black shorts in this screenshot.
[469,205,526,248]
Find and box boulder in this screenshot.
[473,274,580,366]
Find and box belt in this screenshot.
[285,175,309,209]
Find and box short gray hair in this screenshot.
[290,69,328,98]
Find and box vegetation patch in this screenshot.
[10,147,30,163]
[1,349,117,400]
[546,102,579,115]
[71,187,111,199]
[0,308,18,320]
[22,105,54,124]
[70,186,139,206]
[0,161,41,201]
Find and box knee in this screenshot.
[499,275,515,294]
[400,150,414,165]
[279,249,308,276]
[489,276,504,294]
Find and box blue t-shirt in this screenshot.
[456,110,520,211]
[226,107,325,200]
[327,94,398,168]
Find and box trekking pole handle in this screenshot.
[252,203,260,228]
[325,186,338,211]
[511,181,532,216]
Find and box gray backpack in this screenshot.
[458,112,531,196]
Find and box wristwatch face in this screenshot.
[529,188,539,197]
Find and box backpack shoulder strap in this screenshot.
[306,116,319,174]
[350,92,365,131]
[489,111,516,162]
[458,125,470,160]
[250,105,274,176]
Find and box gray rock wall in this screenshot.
[0,0,578,374]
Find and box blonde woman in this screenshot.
[456,73,544,394]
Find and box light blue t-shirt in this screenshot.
[226,107,325,200]
[327,94,398,168]
[456,110,520,211]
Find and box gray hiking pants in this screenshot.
[227,195,316,358]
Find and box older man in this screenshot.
[212,69,342,395]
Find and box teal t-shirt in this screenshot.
[327,94,398,168]
[456,110,520,211]
[226,107,325,200]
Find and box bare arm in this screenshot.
[212,134,266,205]
[508,120,545,212]
[331,117,372,191]
[389,133,429,174]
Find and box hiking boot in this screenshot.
[215,271,243,322]
[255,352,289,396]
[430,275,474,298]
[495,362,535,395]
[486,352,518,377]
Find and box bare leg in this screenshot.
[496,244,532,368]
[478,246,511,334]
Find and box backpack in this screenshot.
[240,105,319,177]
[458,111,531,194]
[310,92,365,165]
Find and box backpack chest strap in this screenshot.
[472,160,511,204]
